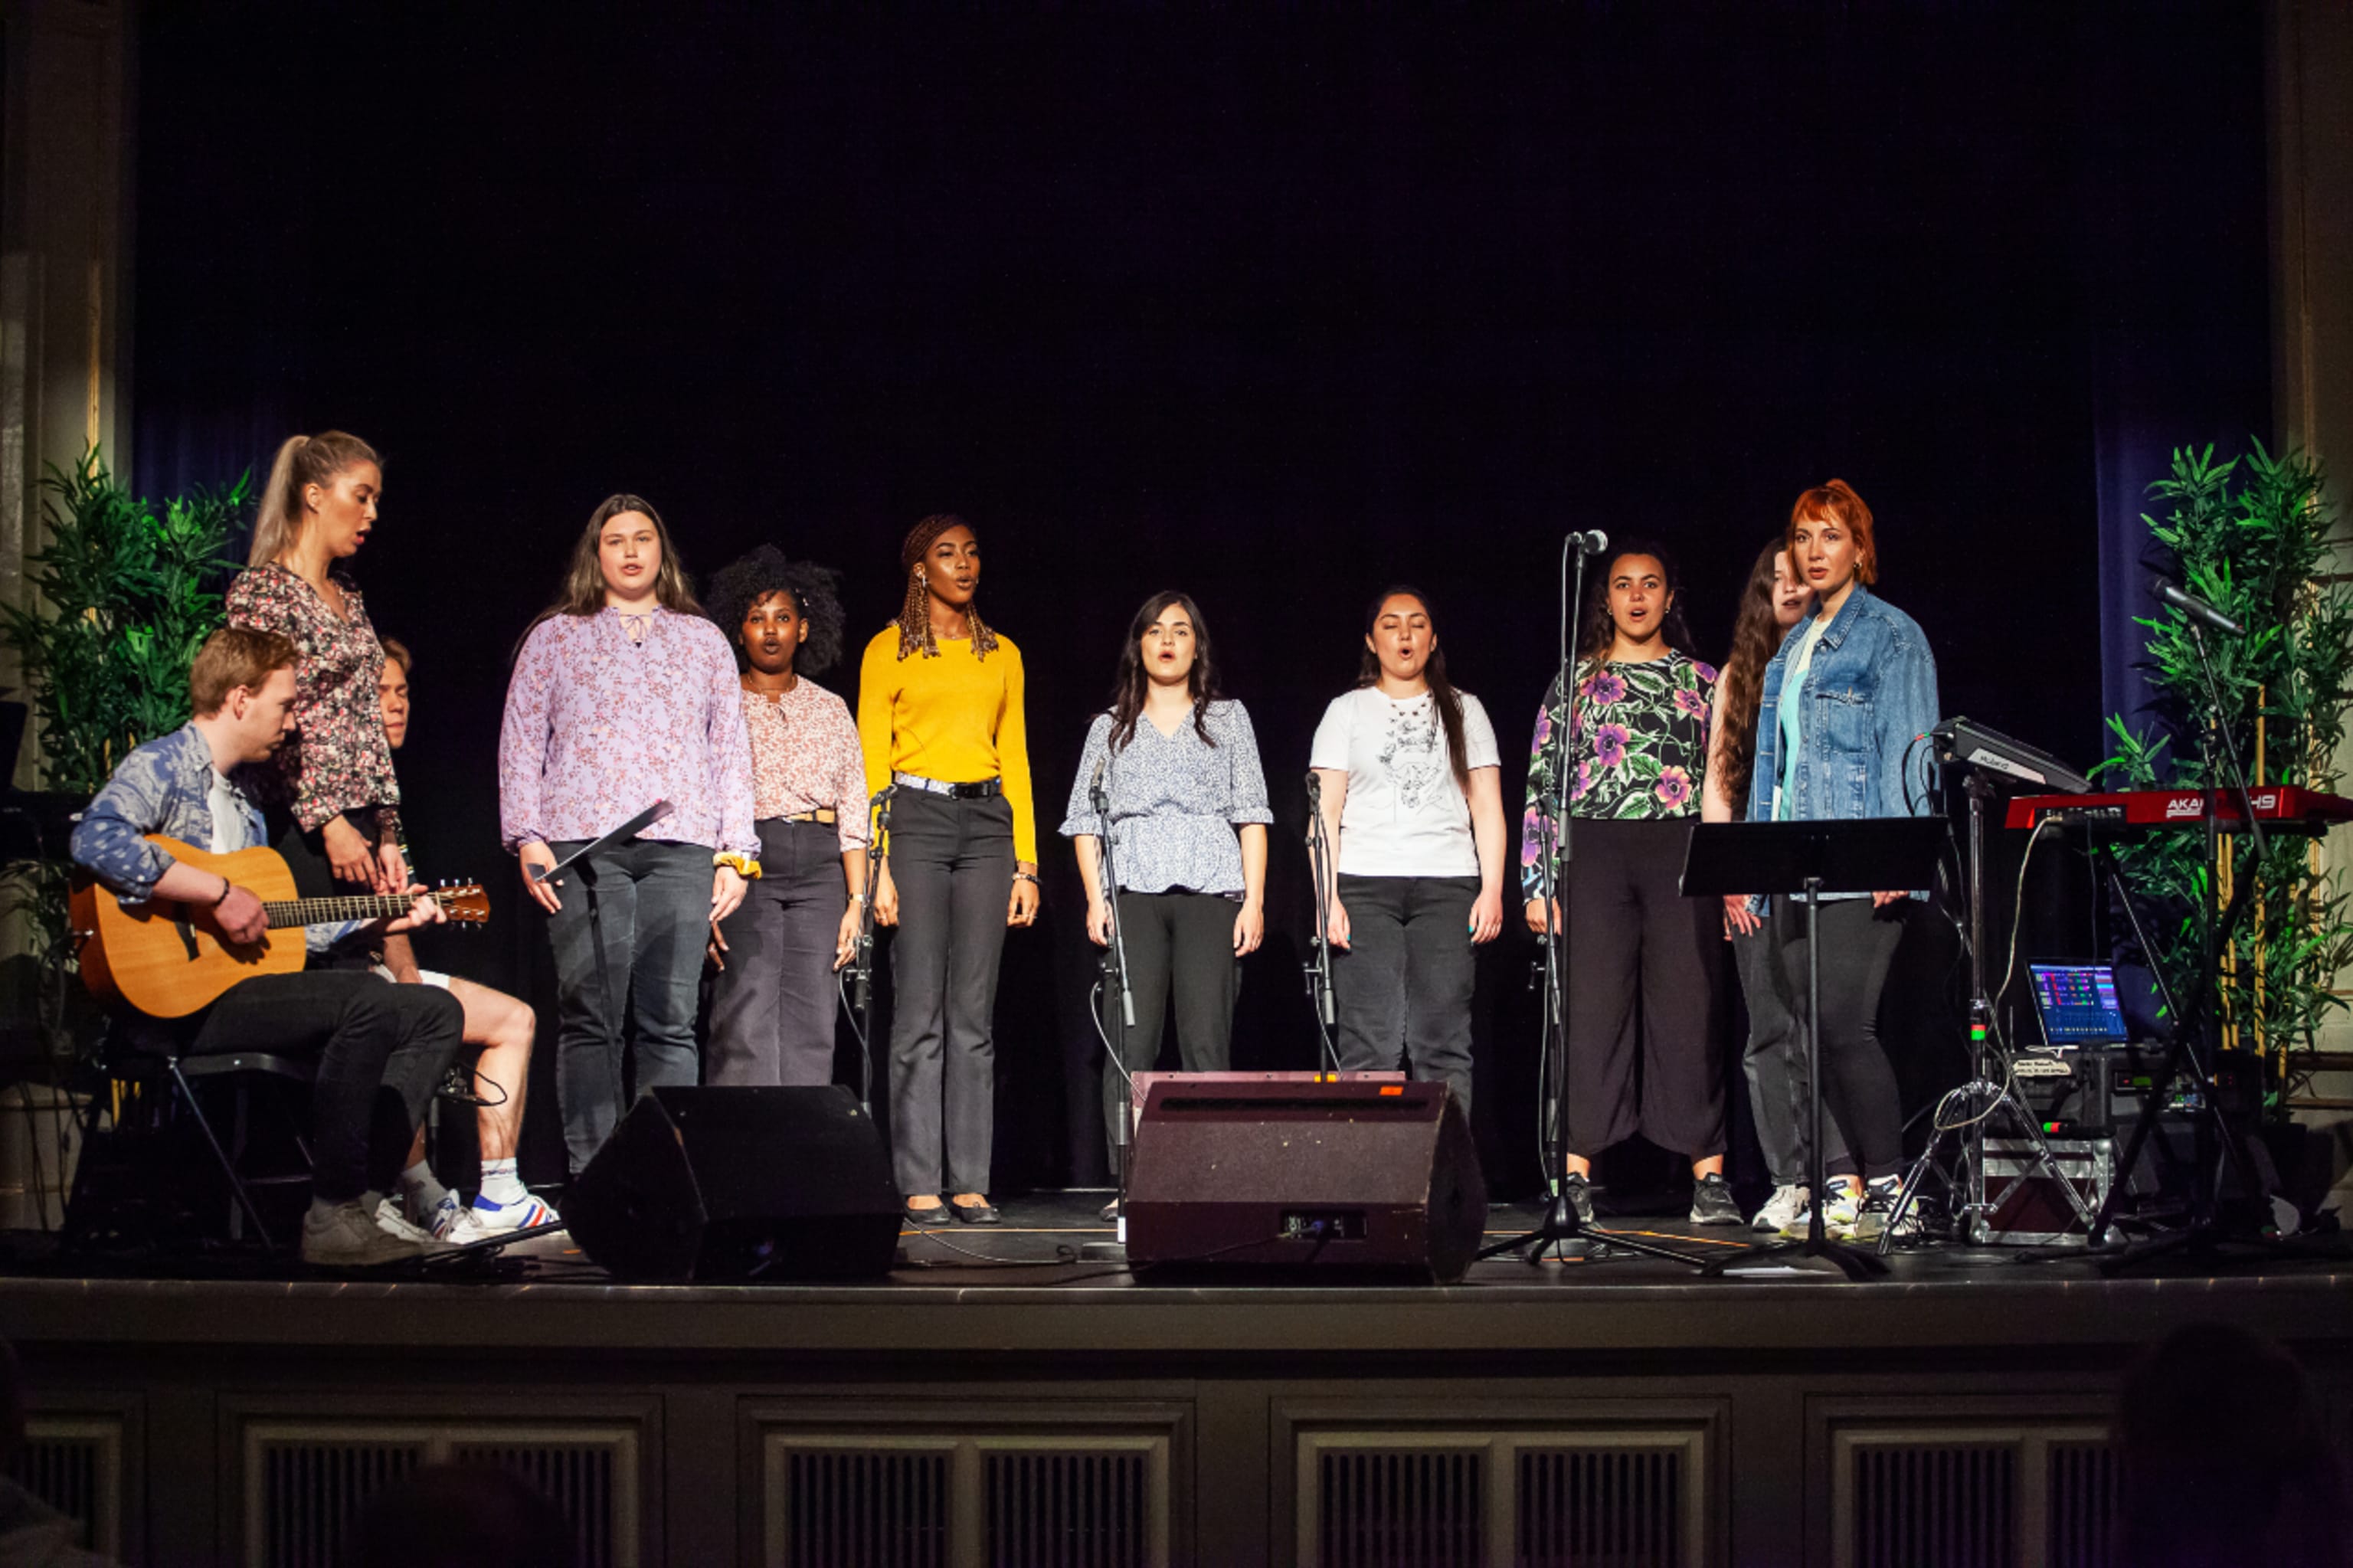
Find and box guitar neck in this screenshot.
[260,895,429,928]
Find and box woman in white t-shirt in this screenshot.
[1308,587,1508,1115]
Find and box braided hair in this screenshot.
[895,512,999,662]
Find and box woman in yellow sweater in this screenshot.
[858,514,1039,1226]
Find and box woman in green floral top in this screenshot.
[1521,541,1736,1227]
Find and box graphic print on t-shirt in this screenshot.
[1378,696,1445,813]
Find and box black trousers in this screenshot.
[1559,818,1724,1161]
[1098,889,1240,1168]
[1332,873,1479,1116]
[1769,894,1906,1180]
[885,790,1014,1196]
[189,970,465,1202]
[707,818,849,1088]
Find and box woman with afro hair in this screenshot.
[856,514,1036,1226]
[702,545,871,1089]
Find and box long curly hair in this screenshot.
[1576,538,1700,663]
[1355,584,1470,794]
[1108,591,1222,751]
[705,544,848,677]
[1713,538,1792,820]
[894,512,998,662]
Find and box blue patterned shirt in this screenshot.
[1059,700,1274,898]
[71,723,358,950]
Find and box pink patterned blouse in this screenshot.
[498,607,758,859]
[744,676,871,854]
[224,563,401,839]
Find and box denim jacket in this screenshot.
[1745,584,1939,900]
[71,723,357,948]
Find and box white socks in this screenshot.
[479,1157,529,1207]
[399,1160,450,1220]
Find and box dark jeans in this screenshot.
[1332,872,1479,1116]
[1560,819,1723,1161]
[708,818,849,1088]
[885,790,1013,1195]
[1733,921,1850,1184]
[1769,895,1906,1180]
[1099,889,1240,1167]
[545,837,711,1175]
[190,970,464,1202]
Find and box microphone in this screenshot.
[1568,529,1610,556]
[2150,574,2245,637]
[1304,771,1322,804]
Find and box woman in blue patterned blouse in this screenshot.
[1062,591,1272,1214]
[1522,541,1739,1228]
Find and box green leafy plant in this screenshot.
[2096,441,2353,1078]
[0,447,246,974]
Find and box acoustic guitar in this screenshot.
[72,836,489,1018]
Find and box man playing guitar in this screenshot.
[70,627,463,1266]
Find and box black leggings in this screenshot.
[1768,895,1906,1180]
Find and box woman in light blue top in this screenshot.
[1744,479,1941,1244]
[1062,591,1271,1200]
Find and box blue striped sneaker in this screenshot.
[469,1191,559,1233]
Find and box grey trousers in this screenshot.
[1099,889,1240,1167]
[1733,921,1850,1184]
[1770,895,1907,1180]
[885,789,1013,1195]
[1331,872,1480,1117]
[707,817,849,1088]
[545,837,711,1176]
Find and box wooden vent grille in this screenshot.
[450,1442,623,1568]
[1517,1445,1684,1567]
[244,1421,640,1568]
[777,1448,952,1568]
[258,1441,424,1568]
[2044,1442,2116,1568]
[1298,1429,1709,1568]
[16,1418,120,1555]
[1317,1449,1485,1567]
[1831,1423,2110,1568]
[1850,1443,2016,1568]
[984,1449,1153,1567]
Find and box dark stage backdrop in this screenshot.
[130,4,2270,1195]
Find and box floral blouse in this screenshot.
[224,563,401,840]
[745,676,871,855]
[1520,650,1715,896]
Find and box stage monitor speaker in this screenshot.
[1123,1078,1487,1283]
[561,1086,902,1282]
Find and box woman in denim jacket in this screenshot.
[1745,479,1939,1243]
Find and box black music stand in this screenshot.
[1681,817,1944,1279]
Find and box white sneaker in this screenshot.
[1855,1176,1920,1243]
[423,1192,492,1243]
[467,1191,561,1234]
[374,1194,441,1246]
[1753,1184,1809,1234]
[305,1200,428,1266]
[1782,1181,1861,1241]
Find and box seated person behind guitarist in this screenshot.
[371,636,555,1240]
[70,626,463,1266]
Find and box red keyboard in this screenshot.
[2004,785,2353,832]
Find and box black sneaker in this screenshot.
[1688,1173,1743,1226]
[1560,1173,1596,1227]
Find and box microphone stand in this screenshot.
[1302,771,1341,1073]
[1479,535,1704,1268]
[1091,755,1140,1215]
[842,784,894,1117]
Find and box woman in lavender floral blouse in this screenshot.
[1520,540,1737,1228]
[499,495,758,1177]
